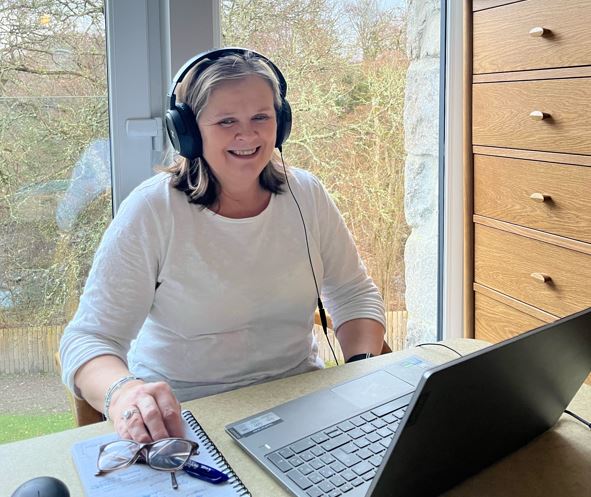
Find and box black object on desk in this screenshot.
[10,476,70,497]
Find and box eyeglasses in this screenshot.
[95,437,199,489]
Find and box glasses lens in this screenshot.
[147,439,194,470]
[98,440,141,471]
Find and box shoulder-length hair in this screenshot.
[163,51,286,206]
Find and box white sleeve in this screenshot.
[59,188,165,397]
[311,175,386,332]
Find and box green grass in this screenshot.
[0,412,75,445]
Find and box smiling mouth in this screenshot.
[229,147,259,157]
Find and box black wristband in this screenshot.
[346,353,374,363]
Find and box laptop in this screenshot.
[226,307,591,497]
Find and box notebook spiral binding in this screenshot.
[182,410,251,496]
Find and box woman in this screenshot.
[60,48,386,442]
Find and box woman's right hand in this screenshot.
[109,379,184,442]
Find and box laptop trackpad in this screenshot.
[331,370,415,410]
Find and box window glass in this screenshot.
[0,0,109,440]
[221,0,439,359]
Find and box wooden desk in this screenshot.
[1,339,590,496]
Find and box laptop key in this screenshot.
[311,432,329,444]
[347,428,365,439]
[330,475,347,487]
[341,469,357,481]
[363,469,377,481]
[319,466,335,478]
[299,464,314,476]
[353,437,370,449]
[356,447,373,459]
[351,460,374,476]
[286,469,313,490]
[323,433,351,451]
[372,418,386,429]
[337,420,355,432]
[311,446,325,457]
[369,454,383,467]
[278,447,295,459]
[341,442,358,454]
[341,482,354,493]
[320,453,336,465]
[393,407,407,419]
[366,432,380,443]
[383,413,397,424]
[379,437,393,449]
[351,477,364,487]
[349,415,366,427]
[291,438,316,454]
[371,401,399,417]
[330,461,347,473]
[332,448,362,467]
[325,427,340,437]
[360,412,377,422]
[377,427,391,438]
[301,450,315,462]
[327,489,342,497]
[290,455,305,467]
[267,452,292,472]
[361,424,375,434]
[318,480,335,493]
[369,442,384,454]
[309,472,323,484]
[306,487,323,497]
[310,458,325,470]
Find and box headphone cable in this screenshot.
[279,148,339,366]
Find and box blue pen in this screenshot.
[183,460,230,484]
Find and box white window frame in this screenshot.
[105,0,220,212]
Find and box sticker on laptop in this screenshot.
[228,412,282,438]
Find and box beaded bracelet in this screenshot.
[103,374,140,421]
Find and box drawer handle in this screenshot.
[530,110,550,121]
[530,192,551,203]
[531,272,552,283]
[529,27,549,37]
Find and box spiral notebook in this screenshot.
[71,409,250,497]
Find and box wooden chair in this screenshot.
[54,352,104,427]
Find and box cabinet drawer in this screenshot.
[473,78,591,155]
[475,291,551,343]
[474,155,591,243]
[474,224,591,317]
[473,0,591,74]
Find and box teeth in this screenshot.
[231,148,257,156]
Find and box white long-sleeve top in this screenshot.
[60,168,386,401]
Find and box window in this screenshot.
[0,0,110,440]
[220,0,441,358]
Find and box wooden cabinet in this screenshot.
[465,0,591,345]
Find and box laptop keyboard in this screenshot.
[266,400,408,497]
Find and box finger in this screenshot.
[123,407,153,443]
[154,394,184,439]
[136,396,170,441]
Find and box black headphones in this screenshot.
[165,47,292,160]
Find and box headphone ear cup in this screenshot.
[165,103,202,159]
[276,99,292,149]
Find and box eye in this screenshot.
[253,114,271,122]
[218,118,235,127]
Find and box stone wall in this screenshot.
[403,0,440,345]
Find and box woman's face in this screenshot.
[197,75,277,192]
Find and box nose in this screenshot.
[235,121,257,140]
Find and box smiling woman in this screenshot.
[59,48,387,443]
[196,75,278,218]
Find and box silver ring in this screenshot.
[121,408,139,421]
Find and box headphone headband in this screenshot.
[167,47,288,110]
